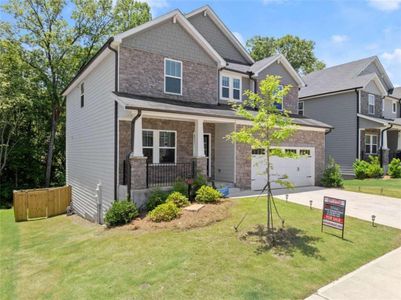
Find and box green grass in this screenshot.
[343,178,401,198]
[1,198,400,300]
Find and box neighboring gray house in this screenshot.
[300,57,401,175]
[62,5,331,222]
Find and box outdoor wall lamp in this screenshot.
[371,215,376,227]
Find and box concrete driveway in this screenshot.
[274,186,401,229]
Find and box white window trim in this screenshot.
[392,101,397,114]
[298,101,304,115]
[220,74,242,102]
[143,129,177,164]
[365,134,378,154]
[368,94,375,115]
[164,58,182,96]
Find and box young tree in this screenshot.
[1,0,151,187]
[227,75,297,235]
[247,35,325,74]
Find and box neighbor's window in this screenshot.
[368,94,375,115]
[143,130,154,163]
[220,74,241,101]
[80,82,85,107]
[274,85,283,111]
[365,134,378,154]
[164,58,182,95]
[159,131,176,163]
[393,101,397,113]
[298,101,304,116]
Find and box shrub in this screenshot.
[367,156,384,178]
[166,191,190,207]
[104,200,139,227]
[353,159,370,179]
[195,185,222,203]
[388,158,401,178]
[146,188,169,211]
[172,180,188,196]
[148,202,180,222]
[190,173,208,199]
[321,157,343,187]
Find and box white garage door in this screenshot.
[251,147,315,191]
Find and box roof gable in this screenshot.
[358,57,393,91]
[186,6,254,65]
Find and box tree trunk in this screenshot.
[45,107,58,187]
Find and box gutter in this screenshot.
[300,87,364,100]
[107,42,119,201]
[126,110,142,200]
[380,123,393,167]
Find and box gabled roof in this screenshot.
[389,87,401,100]
[356,56,393,90]
[186,5,254,65]
[300,56,390,99]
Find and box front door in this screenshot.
[204,134,210,177]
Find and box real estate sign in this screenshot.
[321,196,346,238]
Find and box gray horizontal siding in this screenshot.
[303,92,357,168]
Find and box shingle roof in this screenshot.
[300,56,379,98]
[249,54,281,74]
[390,87,401,99]
[114,92,333,129]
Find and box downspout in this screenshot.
[380,124,393,167]
[107,40,119,201]
[126,110,142,201]
[325,128,333,135]
[355,89,360,160]
[248,71,257,93]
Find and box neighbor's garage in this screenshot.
[251,147,315,190]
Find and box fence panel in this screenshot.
[13,186,71,222]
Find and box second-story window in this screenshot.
[80,82,85,108]
[368,94,375,115]
[392,101,397,114]
[164,58,182,95]
[274,85,284,111]
[298,101,304,116]
[220,74,241,101]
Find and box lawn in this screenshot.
[1,198,400,300]
[343,178,401,199]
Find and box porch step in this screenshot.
[340,166,355,176]
[228,187,241,195]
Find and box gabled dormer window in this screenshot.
[220,74,242,101]
[368,94,375,115]
[164,58,182,95]
[80,82,85,108]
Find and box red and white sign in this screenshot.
[321,196,346,238]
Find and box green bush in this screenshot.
[321,157,343,187]
[146,188,169,211]
[353,159,370,179]
[367,156,384,178]
[195,185,222,203]
[148,202,180,222]
[166,191,190,208]
[104,200,139,227]
[388,158,401,178]
[190,173,208,199]
[172,180,188,196]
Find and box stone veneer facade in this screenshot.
[360,91,383,118]
[119,46,218,105]
[119,118,215,185]
[235,127,326,189]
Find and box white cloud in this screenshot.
[382,48,401,63]
[367,0,401,11]
[331,34,350,44]
[143,0,169,16]
[233,32,245,46]
[381,48,401,86]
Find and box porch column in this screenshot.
[381,128,389,150]
[130,114,147,191]
[193,119,207,178]
[133,114,143,157]
[398,131,401,150]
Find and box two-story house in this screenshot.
[62,6,331,222]
[300,56,401,175]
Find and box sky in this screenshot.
[144,0,401,86]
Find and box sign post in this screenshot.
[321,196,346,239]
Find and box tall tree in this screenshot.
[1,0,151,187]
[247,35,325,74]
[227,75,296,236]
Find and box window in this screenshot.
[365,134,378,154]
[393,101,397,114]
[285,149,297,154]
[80,83,85,107]
[368,94,375,115]
[164,59,182,95]
[220,74,242,101]
[142,130,176,164]
[274,85,284,111]
[298,101,304,116]
[300,149,311,156]
[252,148,265,155]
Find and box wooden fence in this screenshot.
[13,186,72,222]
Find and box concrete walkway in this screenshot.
[230,187,401,299]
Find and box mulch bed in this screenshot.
[124,200,233,232]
